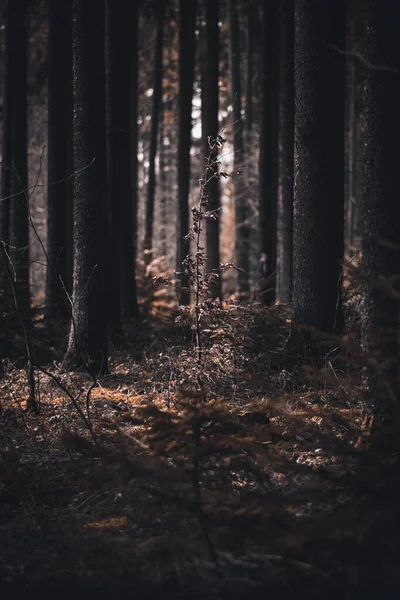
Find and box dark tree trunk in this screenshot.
[259,0,280,304]
[122,2,139,320]
[46,0,73,320]
[106,0,138,324]
[177,0,196,305]
[292,0,345,335]
[159,99,167,258]
[144,0,165,253]
[203,0,221,301]
[276,0,294,304]
[228,0,249,299]
[1,0,12,250]
[361,1,400,427]
[9,0,30,321]
[64,0,109,375]
[0,0,12,306]
[245,2,254,134]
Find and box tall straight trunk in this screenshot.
[159,100,167,258]
[276,0,294,304]
[203,0,221,301]
[64,0,108,375]
[106,0,138,324]
[144,0,165,253]
[0,0,12,307]
[46,0,73,320]
[177,0,196,305]
[9,0,30,321]
[292,0,345,336]
[245,2,254,134]
[1,0,12,250]
[361,1,400,425]
[259,0,280,304]
[345,57,356,254]
[122,2,139,320]
[228,0,249,299]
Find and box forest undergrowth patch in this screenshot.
[0,305,399,599]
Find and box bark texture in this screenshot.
[276,0,294,304]
[259,0,280,304]
[361,1,400,418]
[292,0,345,334]
[177,0,196,305]
[203,0,221,301]
[46,0,73,319]
[228,0,249,299]
[64,0,108,375]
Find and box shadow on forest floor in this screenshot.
[0,305,400,599]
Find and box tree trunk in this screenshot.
[106,0,138,324]
[159,98,167,258]
[276,0,294,304]
[227,0,249,299]
[64,0,109,375]
[203,0,221,301]
[144,0,165,253]
[245,2,254,135]
[121,2,139,321]
[46,0,73,321]
[259,0,280,304]
[361,1,400,431]
[292,0,345,336]
[177,0,196,305]
[9,0,30,321]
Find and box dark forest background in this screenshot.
[0,1,400,598]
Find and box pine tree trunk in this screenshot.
[228,0,249,299]
[361,1,400,429]
[203,0,221,301]
[106,0,138,324]
[259,0,280,304]
[64,0,109,375]
[9,0,30,321]
[46,0,73,320]
[276,0,294,304]
[177,0,196,305]
[0,0,12,306]
[245,2,254,135]
[144,0,165,253]
[292,0,345,336]
[121,2,139,320]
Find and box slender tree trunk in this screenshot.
[361,1,400,432]
[64,0,108,375]
[9,0,30,321]
[0,0,12,308]
[259,0,280,304]
[292,0,345,336]
[106,0,138,324]
[203,0,221,301]
[159,99,167,258]
[177,0,196,305]
[228,0,249,299]
[245,2,254,135]
[144,0,165,253]
[46,0,73,320]
[122,2,139,320]
[276,0,294,304]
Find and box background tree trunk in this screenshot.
[228,0,249,299]
[292,0,345,336]
[361,0,400,428]
[259,0,280,304]
[64,0,108,375]
[176,0,196,305]
[276,0,294,304]
[9,0,30,321]
[144,0,165,254]
[46,0,73,321]
[203,0,221,301]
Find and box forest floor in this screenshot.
[0,301,399,599]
